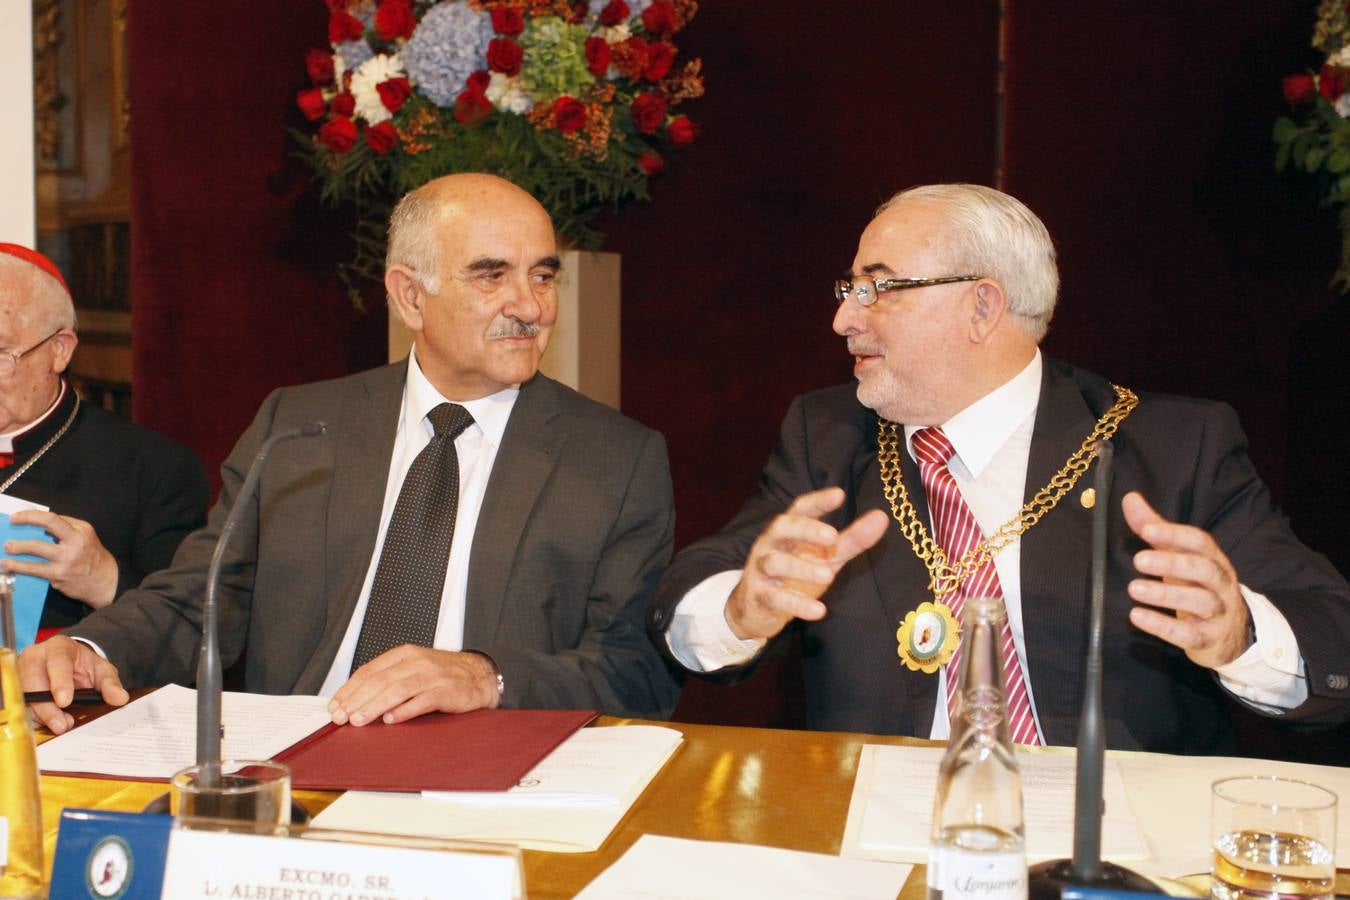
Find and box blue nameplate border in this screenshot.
[50,809,172,900]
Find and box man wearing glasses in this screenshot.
[652,184,1350,754]
[0,244,207,630]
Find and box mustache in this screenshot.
[847,338,883,356]
[488,319,541,339]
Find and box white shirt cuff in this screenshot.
[665,569,766,672]
[70,636,108,660]
[1214,584,1307,712]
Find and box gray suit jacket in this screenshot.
[72,363,680,719]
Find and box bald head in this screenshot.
[386,173,554,294]
[383,173,560,399]
[0,252,77,337]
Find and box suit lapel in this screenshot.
[307,364,406,685]
[860,418,942,735]
[1019,362,1098,745]
[462,375,564,647]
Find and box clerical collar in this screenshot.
[405,346,517,447]
[904,350,1042,479]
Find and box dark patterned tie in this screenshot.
[352,402,475,671]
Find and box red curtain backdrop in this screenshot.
[129,1,1347,756]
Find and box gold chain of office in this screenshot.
[876,384,1139,603]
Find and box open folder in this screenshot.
[37,684,597,792]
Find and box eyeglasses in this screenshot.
[833,274,983,307]
[0,330,61,378]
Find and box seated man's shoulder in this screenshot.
[532,374,660,445]
[73,402,203,469]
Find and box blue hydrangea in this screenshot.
[588,0,653,18]
[403,1,493,107]
[336,39,374,73]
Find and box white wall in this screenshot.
[0,3,36,246]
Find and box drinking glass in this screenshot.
[1210,775,1337,900]
[170,759,292,829]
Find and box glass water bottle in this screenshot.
[926,594,1028,900]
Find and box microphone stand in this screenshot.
[196,423,325,787]
[1027,441,1154,898]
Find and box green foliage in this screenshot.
[1274,95,1350,290]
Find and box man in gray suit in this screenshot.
[23,173,679,733]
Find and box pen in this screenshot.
[22,689,105,705]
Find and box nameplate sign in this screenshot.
[50,809,523,900]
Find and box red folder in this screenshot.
[275,708,598,792]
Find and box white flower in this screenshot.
[1336,92,1350,117]
[349,53,405,124]
[601,23,632,45]
[485,72,534,114]
[333,53,347,87]
[1331,45,1350,67]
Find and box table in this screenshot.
[34,711,1350,899]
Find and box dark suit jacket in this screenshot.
[650,359,1350,752]
[11,383,209,629]
[71,363,680,719]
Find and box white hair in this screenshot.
[0,252,77,333]
[878,183,1058,340]
[386,183,444,295]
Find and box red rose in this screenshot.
[331,91,356,116]
[1283,73,1317,105]
[375,0,416,41]
[641,1,677,35]
[376,76,413,113]
[296,88,327,121]
[666,114,697,147]
[1320,64,1345,100]
[492,7,525,36]
[487,38,524,77]
[327,10,365,43]
[318,116,358,153]
[553,96,587,134]
[454,89,492,124]
[643,42,675,81]
[637,152,664,176]
[568,2,588,24]
[599,0,629,26]
[630,92,667,134]
[306,49,335,86]
[365,121,398,155]
[467,69,492,94]
[585,37,611,77]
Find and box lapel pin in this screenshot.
[1080,487,1096,509]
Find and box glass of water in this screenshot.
[1210,775,1337,900]
[170,759,292,830]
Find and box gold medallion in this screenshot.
[1080,487,1096,509]
[896,601,961,673]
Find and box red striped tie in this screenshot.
[912,427,1041,746]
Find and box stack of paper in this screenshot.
[576,834,912,899]
[37,684,332,778]
[312,725,684,852]
[841,744,1350,880]
[841,745,1149,864]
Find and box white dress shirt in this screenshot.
[667,351,1307,738]
[316,347,518,695]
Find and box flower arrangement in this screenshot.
[294,0,703,301]
[1275,0,1350,290]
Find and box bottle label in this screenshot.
[928,846,1027,900]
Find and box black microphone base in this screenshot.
[1028,858,1157,900]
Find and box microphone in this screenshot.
[196,422,326,785]
[1027,440,1154,898]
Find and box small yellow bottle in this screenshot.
[0,574,44,899]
